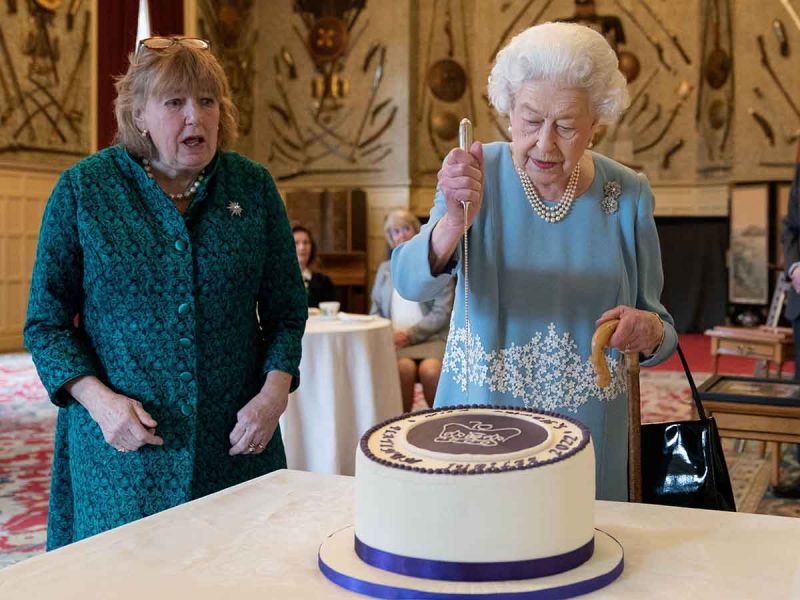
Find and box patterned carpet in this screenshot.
[0,353,55,569]
[1,354,798,570]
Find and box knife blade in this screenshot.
[780,0,800,32]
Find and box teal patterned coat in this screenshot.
[24,146,307,550]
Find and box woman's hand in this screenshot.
[791,268,800,294]
[595,306,664,355]
[65,376,163,452]
[229,371,291,456]
[91,394,164,451]
[437,141,484,231]
[430,142,484,273]
[394,330,410,348]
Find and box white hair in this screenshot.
[488,22,630,125]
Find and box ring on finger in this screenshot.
[247,442,257,453]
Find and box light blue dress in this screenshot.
[391,143,677,501]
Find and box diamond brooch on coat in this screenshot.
[601,181,621,215]
[227,201,243,217]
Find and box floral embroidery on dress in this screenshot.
[443,322,626,411]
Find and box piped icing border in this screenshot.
[360,405,591,475]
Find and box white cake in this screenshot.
[354,405,596,580]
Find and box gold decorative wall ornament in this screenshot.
[264,0,400,180]
[0,0,90,164]
[308,16,349,62]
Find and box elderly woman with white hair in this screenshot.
[371,209,455,412]
[392,22,677,501]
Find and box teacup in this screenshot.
[318,301,340,318]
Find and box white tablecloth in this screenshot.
[280,315,402,475]
[2,469,799,599]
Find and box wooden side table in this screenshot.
[698,374,800,486]
[703,398,800,486]
[704,326,793,377]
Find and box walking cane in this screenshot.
[591,320,642,503]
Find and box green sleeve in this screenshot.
[257,171,308,392]
[24,170,98,406]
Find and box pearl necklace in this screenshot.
[142,159,204,202]
[516,162,581,224]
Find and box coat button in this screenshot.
[179,337,191,348]
[174,239,188,252]
[178,303,190,315]
[179,371,193,382]
[180,404,193,416]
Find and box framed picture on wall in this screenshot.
[729,184,769,304]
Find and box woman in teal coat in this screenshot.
[24,37,307,549]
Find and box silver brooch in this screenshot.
[601,181,621,215]
[227,201,243,217]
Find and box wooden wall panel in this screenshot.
[0,170,57,351]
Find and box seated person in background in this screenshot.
[293,224,336,308]
[371,210,455,412]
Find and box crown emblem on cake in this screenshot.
[434,420,522,447]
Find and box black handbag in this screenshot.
[640,344,737,511]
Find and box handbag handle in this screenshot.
[675,344,708,420]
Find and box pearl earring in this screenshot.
[140,129,149,138]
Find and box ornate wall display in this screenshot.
[253,0,408,184]
[411,0,800,187]
[197,0,257,153]
[481,0,699,184]
[415,0,478,170]
[732,0,800,182]
[0,0,92,167]
[204,0,799,189]
[694,0,734,178]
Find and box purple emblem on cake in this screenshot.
[407,414,549,455]
[434,421,521,447]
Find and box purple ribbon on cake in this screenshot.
[354,535,594,582]
[319,554,624,600]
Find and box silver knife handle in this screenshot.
[459,118,473,151]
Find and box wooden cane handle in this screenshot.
[591,319,619,388]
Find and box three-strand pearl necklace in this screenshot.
[143,159,204,202]
[516,162,581,223]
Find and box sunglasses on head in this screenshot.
[137,37,211,55]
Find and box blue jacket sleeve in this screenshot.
[391,188,459,302]
[23,170,99,406]
[633,173,678,366]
